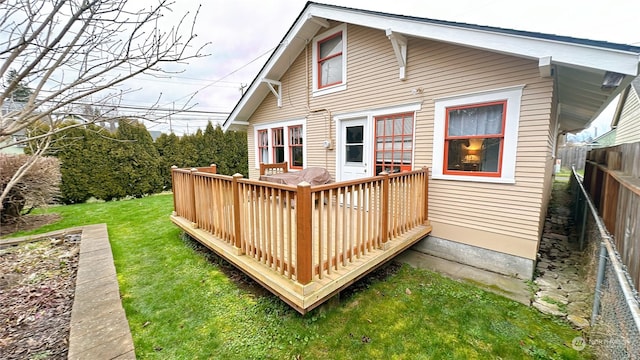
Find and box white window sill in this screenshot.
[432,174,515,184]
[312,83,347,97]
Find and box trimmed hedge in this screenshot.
[52,120,247,203]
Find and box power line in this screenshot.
[159,44,279,108]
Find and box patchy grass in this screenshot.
[7,194,593,359]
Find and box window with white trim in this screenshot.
[254,120,305,169]
[432,86,524,183]
[312,24,347,96]
[272,128,285,163]
[444,101,505,177]
[288,125,303,169]
[257,129,269,164]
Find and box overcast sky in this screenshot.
[121,0,640,135]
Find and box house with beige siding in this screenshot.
[222,2,640,280]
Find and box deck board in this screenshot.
[171,214,431,313]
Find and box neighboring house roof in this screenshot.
[611,76,640,128]
[223,1,640,132]
[609,75,640,145]
[590,128,617,148]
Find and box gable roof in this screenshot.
[223,1,640,132]
[612,76,640,128]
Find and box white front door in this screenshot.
[339,118,370,181]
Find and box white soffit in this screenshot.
[224,3,640,131]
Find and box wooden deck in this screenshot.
[170,166,432,313]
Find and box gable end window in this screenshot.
[312,24,347,96]
[432,86,524,184]
[318,32,343,88]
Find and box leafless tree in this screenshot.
[0,0,207,211]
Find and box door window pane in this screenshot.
[345,125,363,163]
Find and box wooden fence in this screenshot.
[557,145,591,171]
[584,142,640,291]
[171,166,430,285]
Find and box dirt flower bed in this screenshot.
[0,233,80,359]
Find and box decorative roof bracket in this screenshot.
[308,15,330,28]
[262,79,282,107]
[539,56,552,77]
[386,29,407,80]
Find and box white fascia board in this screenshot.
[308,5,640,76]
[224,8,319,131]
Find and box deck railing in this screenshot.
[171,166,429,286]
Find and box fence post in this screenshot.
[422,167,429,223]
[380,172,390,247]
[210,164,217,174]
[591,241,608,326]
[190,168,198,225]
[579,200,588,251]
[296,181,313,285]
[232,173,244,254]
[171,165,178,215]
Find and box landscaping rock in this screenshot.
[531,181,593,326]
[536,290,569,305]
[533,301,565,317]
[535,277,560,290]
[567,314,590,329]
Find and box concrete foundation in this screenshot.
[411,235,535,280]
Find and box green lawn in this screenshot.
[7,194,593,359]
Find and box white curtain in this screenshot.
[447,104,503,136]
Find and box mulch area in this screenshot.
[0,214,62,238]
[0,216,78,360]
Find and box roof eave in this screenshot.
[223,2,640,131]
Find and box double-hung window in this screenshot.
[255,121,305,170]
[272,128,285,163]
[312,24,347,96]
[257,129,269,164]
[289,125,304,169]
[432,86,524,183]
[444,101,505,177]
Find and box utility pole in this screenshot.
[169,102,174,133]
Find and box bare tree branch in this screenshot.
[0,0,208,210]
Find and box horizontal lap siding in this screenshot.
[615,90,640,145]
[247,23,554,259]
[414,37,553,253]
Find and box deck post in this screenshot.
[296,181,313,285]
[380,172,390,247]
[171,165,178,215]
[190,168,198,225]
[232,173,244,254]
[422,167,429,223]
[210,164,217,174]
